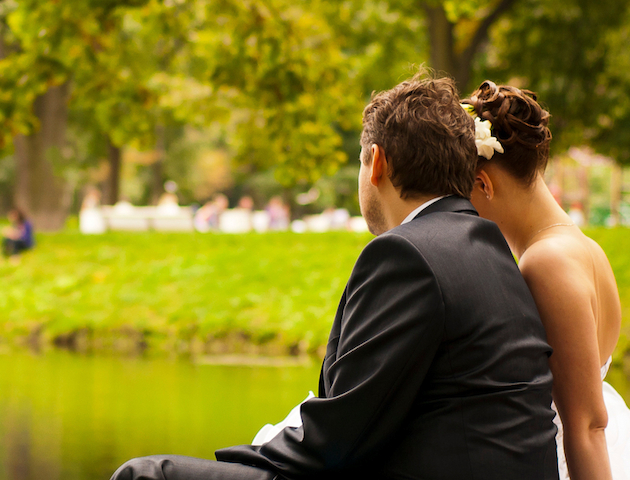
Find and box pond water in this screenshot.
[0,352,320,480]
[0,352,628,480]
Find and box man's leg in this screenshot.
[110,455,277,480]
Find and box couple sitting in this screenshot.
[111,74,630,480]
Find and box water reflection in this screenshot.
[0,352,628,480]
[0,352,320,480]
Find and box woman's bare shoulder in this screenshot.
[519,233,591,285]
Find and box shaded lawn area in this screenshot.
[1,228,629,358]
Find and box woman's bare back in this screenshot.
[520,229,621,367]
[581,234,621,365]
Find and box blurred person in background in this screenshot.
[2,208,34,261]
[237,195,254,211]
[567,202,586,227]
[194,194,229,232]
[265,196,289,231]
[79,187,106,234]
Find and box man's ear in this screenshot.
[475,168,494,200]
[370,144,387,187]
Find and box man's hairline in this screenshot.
[360,141,460,201]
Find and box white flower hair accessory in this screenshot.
[460,103,504,160]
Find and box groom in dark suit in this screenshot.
[111,75,559,480]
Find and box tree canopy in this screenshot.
[0,0,629,228]
[483,0,630,164]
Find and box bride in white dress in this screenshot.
[463,80,630,480]
[554,358,630,479]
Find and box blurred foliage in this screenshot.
[482,0,630,164]
[0,153,14,210]
[0,0,149,144]
[0,0,629,218]
[0,0,369,186]
[163,127,234,204]
[237,164,361,217]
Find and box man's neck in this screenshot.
[400,196,448,225]
[385,193,443,228]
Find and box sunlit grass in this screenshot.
[0,230,371,354]
[1,227,629,357]
[583,227,630,359]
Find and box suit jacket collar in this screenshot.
[412,195,478,221]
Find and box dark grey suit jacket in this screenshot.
[217,196,559,480]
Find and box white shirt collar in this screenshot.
[401,195,449,225]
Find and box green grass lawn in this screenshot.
[0,231,372,355]
[1,228,629,358]
[583,227,630,359]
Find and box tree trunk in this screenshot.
[424,0,519,92]
[424,5,456,79]
[150,124,165,205]
[13,83,71,231]
[0,28,6,59]
[103,138,121,205]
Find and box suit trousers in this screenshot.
[110,455,277,480]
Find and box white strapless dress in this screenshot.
[553,357,630,479]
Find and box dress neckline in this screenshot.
[601,356,612,380]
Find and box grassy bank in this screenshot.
[1,228,629,358]
[1,231,371,356]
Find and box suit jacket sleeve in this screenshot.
[216,233,446,478]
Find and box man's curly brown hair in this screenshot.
[360,74,477,199]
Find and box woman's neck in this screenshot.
[497,174,573,259]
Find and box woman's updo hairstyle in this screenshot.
[463,80,552,186]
